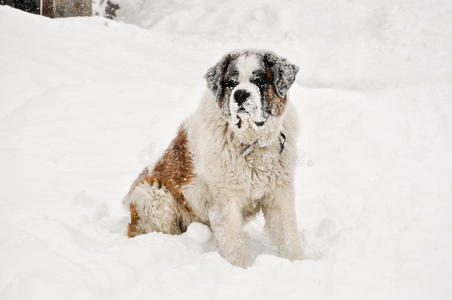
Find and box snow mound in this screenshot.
[115,0,452,90]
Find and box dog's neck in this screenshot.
[223,115,285,158]
[198,91,287,157]
[240,131,286,157]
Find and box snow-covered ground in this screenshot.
[1,1,451,299]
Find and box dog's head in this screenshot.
[205,50,298,138]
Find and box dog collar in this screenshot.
[279,132,286,154]
[241,132,286,157]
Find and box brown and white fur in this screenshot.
[124,49,303,267]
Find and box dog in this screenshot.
[124,49,303,267]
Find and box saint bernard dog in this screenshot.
[124,49,303,267]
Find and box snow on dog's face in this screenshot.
[205,50,298,136]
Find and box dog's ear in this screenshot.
[263,52,299,98]
[204,53,234,102]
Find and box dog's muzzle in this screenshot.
[230,85,267,129]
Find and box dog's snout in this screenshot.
[234,89,250,106]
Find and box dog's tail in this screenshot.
[122,164,154,211]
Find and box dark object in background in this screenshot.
[42,0,53,17]
[54,0,91,18]
[105,0,119,19]
[1,0,40,14]
[1,0,119,19]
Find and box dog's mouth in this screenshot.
[235,116,242,129]
[235,114,266,129]
[235,109,248,129]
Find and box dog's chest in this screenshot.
[231,145,284,201]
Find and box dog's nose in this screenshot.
[234,89,250,106]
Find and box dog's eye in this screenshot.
[253,76,268,86]
[225,80,238,88]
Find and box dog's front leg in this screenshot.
[263,185,303,261]
[208,199,246,267]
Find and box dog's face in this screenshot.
[205,50,299,133]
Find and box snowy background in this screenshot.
[1,0,452,299]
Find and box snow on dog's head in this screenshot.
[205,50,299,140]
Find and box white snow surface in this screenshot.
[1,1,452,299]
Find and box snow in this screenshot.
[0,1,451,299]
